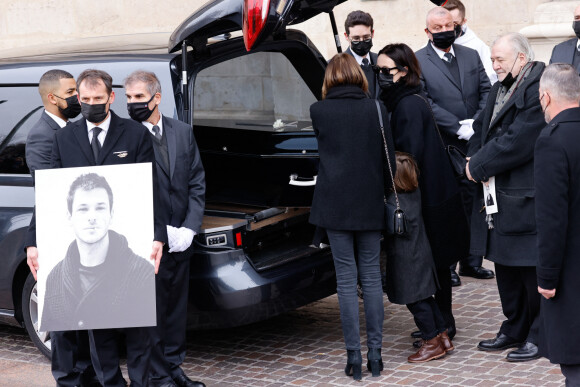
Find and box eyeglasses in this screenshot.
[372,66,398,75]
[349,35,372,42]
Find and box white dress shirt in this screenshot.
[86,113,111,147]
[45,110,68,128]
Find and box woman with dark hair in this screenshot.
[376,43,469,352]
[310,53,395,380]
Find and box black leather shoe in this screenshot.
[413,339,423,349]
[173,373,205,387]
[478,333,522,351]
[459,265,495,279]
[450,269,461,287]
[411,330,422,338]
[506,342,540,362]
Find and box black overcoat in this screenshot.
[534,107,580,365]
[309,85,395,231]
[385,189,438,305]
[467,62,545,266]
[385,89,469,267]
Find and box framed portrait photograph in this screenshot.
[36,163,156,331]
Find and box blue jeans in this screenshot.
[327,229,384,351]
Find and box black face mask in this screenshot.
[454,24,464,38]
[429,30,456,50]
[81,98,109,124]
[127,94,156,122]
[378,73,396,89]
[54,94,81,119]
[351,38,373,57]
[500,57,519,89]
[573,20,580,39]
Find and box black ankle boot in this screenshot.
[366,348,383,377]
[345,349,362,381]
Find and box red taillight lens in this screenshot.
[235,232,243,247]
[243,0,271,51]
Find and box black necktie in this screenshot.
[361,58,369,68]
[152,125,162,141]
[91,127,102,161]
[444,52,453,63]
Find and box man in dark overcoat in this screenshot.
[534,63,580,386]
[124,70,206,387]
[466,32,545,362]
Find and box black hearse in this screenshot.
[0,0,446,357]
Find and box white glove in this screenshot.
[457,119,475,141]
[167,225,195,253]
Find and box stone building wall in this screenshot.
[0,0,577,63]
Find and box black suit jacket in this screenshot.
[25,111,61,180]
[154,116,205,257]
[345,47,379,99]
[549,37,580,73]
[415,42,491,150]
[25,110,168,247]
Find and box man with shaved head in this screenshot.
[413,6,491,343]
[549,4,580,74]
[26,69,81,180]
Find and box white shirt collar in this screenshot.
[350,48,371,66]
[44,110,68,128]
[430,42,455,60]
[142,114,163,136]
[577,39,580,51]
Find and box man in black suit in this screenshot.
[415,6,493,285]
[535,63,580,386]
[124,71,205,387]
[26,69,167,387]
[344,10,379,98]
[26,70,81,180]
[24,69,100,387]
[549,4,580,74]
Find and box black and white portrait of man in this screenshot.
[37,164,156,331]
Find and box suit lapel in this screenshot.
[72,120,95,164]
[426,44,461,90]
[163,116,177,179]
[454,45,466,89]
[41,112,61,131]
[98,112,124,165]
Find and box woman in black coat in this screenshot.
[309,53,395,381]
[377,43,469,339]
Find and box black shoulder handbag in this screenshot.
[414,94,468,178]
[374,100,408,237]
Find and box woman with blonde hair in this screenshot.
[309,53,395,380]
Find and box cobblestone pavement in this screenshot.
[0,262,565,386]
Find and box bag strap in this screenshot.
[413,93,446,151]
[374,100,400,210]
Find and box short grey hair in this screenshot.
[124,70,162,96]
[426,7,451,28]
[540,63,580,103]
[493,32,535,61]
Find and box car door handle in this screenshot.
[289,174,317,186]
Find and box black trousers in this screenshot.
[407,297,446,340]
[149,252,190,384]
[51,330,95,386]
[495,263,540,343]
[561,364,580,387]
[89,327,151,387]
[451,177,483,269]
[434,266,455,330]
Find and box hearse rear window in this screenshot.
[193,52,316,132]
